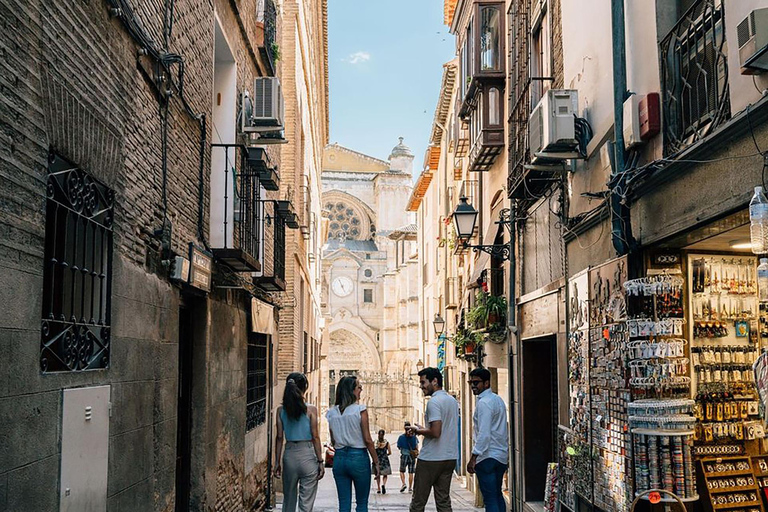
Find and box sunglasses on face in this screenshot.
[468,380,484,386]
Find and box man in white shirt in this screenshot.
[406,367,459,512]
[467,368,508,512]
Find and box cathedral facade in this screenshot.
[320,139,422,432]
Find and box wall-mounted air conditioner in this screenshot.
[529,89,578,163]
[241,77,285,132]
[738,8,768,74]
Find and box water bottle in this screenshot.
[750,186,768,254]
[759,259,768,302]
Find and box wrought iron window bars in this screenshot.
[41,154,114,373]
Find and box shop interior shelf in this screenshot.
[637,494,699,503]
[709,485,760,494]
[712,501,762,509]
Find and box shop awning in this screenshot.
[468,251,491,289]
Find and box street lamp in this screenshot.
[453,196,478,240]
[416,359,424,372]
[452,197,512,261]
[433,313,446,336]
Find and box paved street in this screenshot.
[277,434,484,511]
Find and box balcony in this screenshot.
[210,144,262,272]
[254,200,287,291]
[256,0,278,76]
[659,0,730,155]
[458,1,506,113]
[455,1,505,172]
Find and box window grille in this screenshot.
[41,154,114,373]
[247,333,269,430]
[364,289,373,303]
[659,0,730,155]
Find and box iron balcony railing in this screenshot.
[257,0,278,75]
[660,0,730,156]
[211,144,262,272]
[254,199,287,291]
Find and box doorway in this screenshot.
[522,335,557,502]
[175,305,195,511]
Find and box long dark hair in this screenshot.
[283,372,308,420]
[335,375,358,413]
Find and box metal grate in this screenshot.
[659,0,730,155]
[41,154,114,373]
[247,332,269,430]
[274,209,286,282]
[507,0,531,198]
[211,144,262,268]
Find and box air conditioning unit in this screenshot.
[738,8,768,74]
[529,89,578,163]
[241,77,285,132]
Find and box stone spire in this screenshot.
[388,137,414,174]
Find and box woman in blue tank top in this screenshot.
[274,372,324,511]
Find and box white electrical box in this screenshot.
[60,385,110,512]
[170,255,190,283]
[623,95,642,148]
[529,89,578,163]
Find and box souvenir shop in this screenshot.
[557,210,768,512]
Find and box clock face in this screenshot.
[332,276,354,297]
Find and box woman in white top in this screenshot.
[326,375,379,512]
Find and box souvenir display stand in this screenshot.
[625,274,700,503]
[699,456,764,512]
[559,253,768,512]
[689,255,767,510]
[750,455,768,501]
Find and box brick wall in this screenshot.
[0,0,275,510]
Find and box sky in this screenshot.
[328,0,456,169]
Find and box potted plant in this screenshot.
[466,292,491,329]
[485,294,507,326]
[452,329,480,357]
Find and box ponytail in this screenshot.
[283,372,308,420]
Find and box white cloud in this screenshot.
[344,51,371,65]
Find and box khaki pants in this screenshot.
[409,459,456,512]
[282,441,319,512]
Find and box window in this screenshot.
[479,5,501,71]
[364,269,372,278]
[41,154,114,373]
[303,332,309,374]
[247,333,269,430]
[363,289,373,303]
[659,0,729,154]
[366,253,371,260]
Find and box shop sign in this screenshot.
[189,244,213,292]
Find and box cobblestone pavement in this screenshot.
[277,434,484,511]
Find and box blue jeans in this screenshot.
[332,447,372,512]
[475,458,508,512]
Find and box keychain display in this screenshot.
[700,456,765,512]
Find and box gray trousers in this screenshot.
[282,440,319,512]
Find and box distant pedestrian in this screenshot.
[466,368,509,512]
[274,373,324,512]
[407,367,459,512]
[397,421,419,492]
[373,429,392,494]
[326,375,380,512]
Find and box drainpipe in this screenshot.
[506,203,520,512]
[610,0,634,255]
